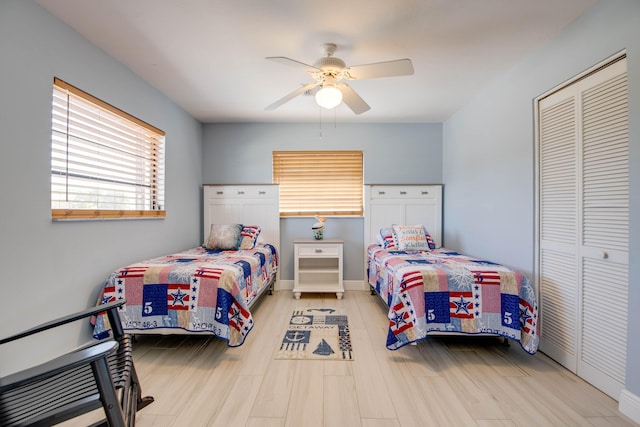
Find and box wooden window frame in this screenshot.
[51,78,166,220]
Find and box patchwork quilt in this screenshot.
[93,244,278,347]
[367,245,539,354]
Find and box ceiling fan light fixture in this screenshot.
[315,85,342,109]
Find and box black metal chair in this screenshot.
[0,300,153,426]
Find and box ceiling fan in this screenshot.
[265,43,414,115]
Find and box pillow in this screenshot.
[204,223,242,250]
[424,230,436,250]
[238,225,261,250]
[392,224,432,251]
[377,227,398,249]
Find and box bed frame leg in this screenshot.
[369,285,376,296]
[503,338,510,348]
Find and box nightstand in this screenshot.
[293,238,344,299]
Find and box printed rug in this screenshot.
[275,308,354,360]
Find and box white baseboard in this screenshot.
[619,389,640,424]
[276,280,366,292]
[345,280,367,291]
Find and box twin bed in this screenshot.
[364,185,539,354]
[93,185,280,347]
[93,183,538,354]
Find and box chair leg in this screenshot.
[131,365,154,411]
[92,358,126,427]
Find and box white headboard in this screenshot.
[203,184,280,254]
[364,185,443,249]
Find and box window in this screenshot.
[51,78,165,220]
[272,150,363,217]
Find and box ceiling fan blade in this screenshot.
[265,81,321,111]
[338,83,370,115]
[266,56,320,73]
[343,58,414,80]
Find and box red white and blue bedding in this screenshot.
[367,244,539,354]
[93,244,278,347]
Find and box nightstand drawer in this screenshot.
[297,244,341,257]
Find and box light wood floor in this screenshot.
[63,290,637,427]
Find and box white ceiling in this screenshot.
[36,0,597,123]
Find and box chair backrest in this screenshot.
[0,300,132,426]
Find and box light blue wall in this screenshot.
[443,0,640,400]
[203,122,443,281]
[0,1,203,374]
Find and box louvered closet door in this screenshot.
[579,60,628,399]
[539,88,580,371]
[538,57,628,400]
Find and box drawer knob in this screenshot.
[315,249,323,253]
[400,191,407,195]
[259,191,266,195]
[601,251,609,259]
[378,191,385,195]
[421,191,429,195]
[238,191,245,195]
[216,191,223,195]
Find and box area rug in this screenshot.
[275,308,354,360]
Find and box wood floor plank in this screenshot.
[324,359,353,376]
[478,373,593,426]
[166,349,247,425]
[361,419,402,427]
[134,413,176,426]
[415,376,479,426]
[345,292,398,419]
[209,374,262,427]
[246,417,285,427]
[374,347,440,426]
[324,375,361,427]
[584,416,640,427]
[285,360,324,427]
[251,360,296,418]
[436,350,509,420]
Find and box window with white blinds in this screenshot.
[272,150,363,217]
[51,78,166,220]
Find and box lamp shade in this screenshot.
[315,85,342,109]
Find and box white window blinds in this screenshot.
[51,78,166,220]
[272,150,364,217]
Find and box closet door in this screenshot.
[539,89,580,371]
[579,61,628,399]
[538,57,628,400]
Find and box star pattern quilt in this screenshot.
[93,244,278,347]
[367,245,539,354]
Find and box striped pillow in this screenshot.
[238,225,261,249]
[377,227,398,249]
